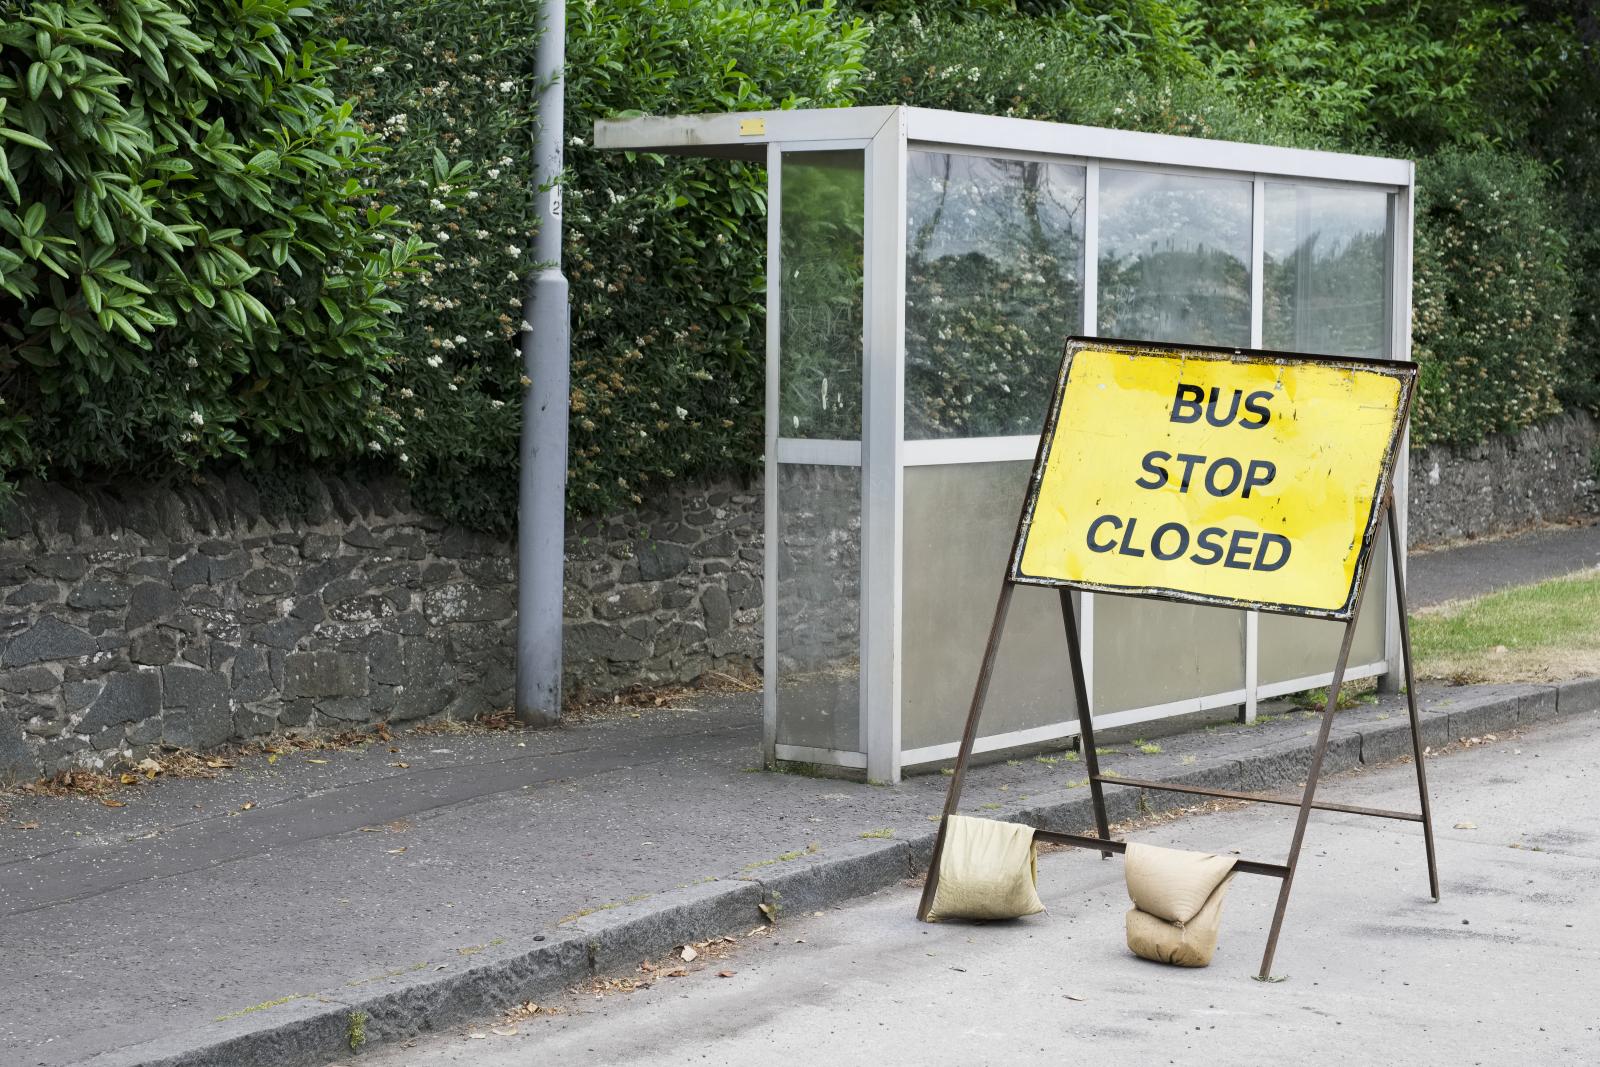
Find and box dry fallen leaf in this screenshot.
[1064,994,1087,1002]
[120,773,139,785]
[680,945,699,963]
[1455,821,1477,830]
[240,801,255,811]
[387,847,408,855]
[138,757,164,775]
[101,798,126,808]
[17,821,40,830]
[389,762,410,769]
[205,758,233,769]
[757,902,776,922]
[468,1032,487,1040]
[490,1026,518,1037]
[664,968,688,978]
[267,754,280,765]
[307,759,329,765]
[359,826,385,833]
[639,961,655,972]
[717,970,736,978]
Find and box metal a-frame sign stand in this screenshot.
[916,338,1440,979]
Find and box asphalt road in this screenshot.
[353,713,1600,1067]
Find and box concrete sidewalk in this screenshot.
[1,521,1596,1067]
[4,678,1597,1067]
[1407,517,1600,608]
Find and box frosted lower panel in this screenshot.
[901,462,1079,753]
[1258,536,1389,686]
[774,463,861,752]
[1092,597,1246,714]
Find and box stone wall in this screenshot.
[0,474,763,782]
[1408,411,1599,545]
[3,410,1595,780]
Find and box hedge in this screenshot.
[0,0,425,490]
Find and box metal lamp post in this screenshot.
[515,0,568,725]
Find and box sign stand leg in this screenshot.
[1061,589,1112,854]
[917,583,1016,921]
[1256,495,1390,979]
[1387,504,1441,902]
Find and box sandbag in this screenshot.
[1124,842,1237,925]
[1123,843,1237,967]
[922,815,1045,922]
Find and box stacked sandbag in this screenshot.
[922,815,1046,922]
[1123,842,1237,967]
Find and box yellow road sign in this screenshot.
[1011,339,1416,619]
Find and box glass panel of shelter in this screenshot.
[899,150,1087,758]
[1256,183,1394,690]
[773,149,866,756]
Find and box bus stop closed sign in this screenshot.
[1011,339,1417,619]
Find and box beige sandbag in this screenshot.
[922,815,1045,922]
[1124,874,1235,967]
[1124,842,1237,924]
[1123,843,1238,967]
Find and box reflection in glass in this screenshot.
[1098,169,1251,346]
[1264,184,1390,357]
[779,151,864,439]
[905,152,1085,439]
[775,463,862,752]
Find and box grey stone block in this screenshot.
[700,587,732,636]
[130,629,178,666]
[0,665,58,693]
[3,616,97,667]
[635,541,691,581]
[419,581,511,625]
[749,839,911,916]
[349,934,591,1049]
[232,648,273,702]
[6,581,59,606]
[67,578,130,611]
[1516,686,1559,724]
[126,582,180,629]
[239,568,294,596]
[81,671,160,732]
[1443,686,1525,740]
[1556,677,1600,716]
[571,880,766,977]
[283,651,368,699]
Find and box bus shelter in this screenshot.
[594,107,1414,784]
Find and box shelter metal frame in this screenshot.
[596,106,1417,784]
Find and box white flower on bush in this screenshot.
[372,65,385,75]
[490,399,505,410]
[185,356,198,369]
[425,355,444,368]
[675,406,688,419]
[188,410,204,427]
[399,452,409,463]
[507,244,522,257]
[487,168,500,180]
[475,229,490,240]
[368,440,382,452]
[429,198,445,210]
[399,387,414,399]
[498,80,515,93]
[435,230,449,242]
